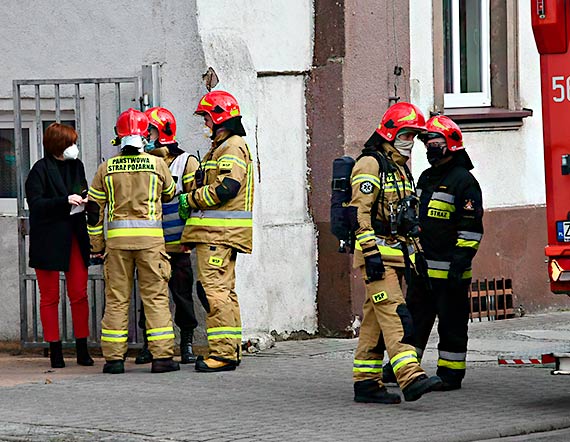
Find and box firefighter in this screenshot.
[178,90,254,373]
[350,102,442,403]
[407,115,483,390]
[134,106,200,365]
[87,108,179,374]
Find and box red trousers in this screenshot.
[35,235,89,342]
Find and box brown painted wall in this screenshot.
[473,205,570,312]
[308,0,412,336]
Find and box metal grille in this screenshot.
[469,278,515,322]
[13,77,144,348]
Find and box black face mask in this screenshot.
[426,145,445,165]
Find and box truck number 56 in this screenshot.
[552,76,570,102]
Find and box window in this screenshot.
[444,0,491,108]
[432,0,531,131]
[0,116,75,215]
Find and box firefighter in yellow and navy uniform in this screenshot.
[134,106,201,365]
[87,108,179,374]
[350,102,442,403]
[406,115,483,390]
[178,90,254,373]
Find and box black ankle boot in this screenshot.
[180,329,196,364]
[49,341,65,368]
[354,380,401,404]
[75,338,94,366]
[135,336,153,365]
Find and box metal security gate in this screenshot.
[14,68,160,348]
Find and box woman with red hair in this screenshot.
[25,123,93,368]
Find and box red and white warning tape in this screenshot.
[498,354,556,365]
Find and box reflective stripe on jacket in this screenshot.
[87,153,175,251]
[416,154,484,276]
[180,134,254,253]
[349,142,417,269]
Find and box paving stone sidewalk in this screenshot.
[0,312,569,442]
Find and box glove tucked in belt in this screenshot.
[178,193,191,221]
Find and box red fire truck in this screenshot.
[531,0,570,374]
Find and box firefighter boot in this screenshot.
[75,338,94,366]
[195,356,237,373]
[103,360,125,374]
[382,362,397,385]
[135,335,152,365]
[180,329,197,364]
[354,380,401,404]
[402,375,443,402]
[49,341,65,369]
[151,358,180,373]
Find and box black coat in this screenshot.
[25,155,91,271]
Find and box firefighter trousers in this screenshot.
[195,243,241,363]
[406,273,470,385]
[353,266,425,389]
[138,252,197,332]
[101,246,174,361]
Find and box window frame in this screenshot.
[0,112,75,215]
[444,0,492,109]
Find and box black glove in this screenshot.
[447,267,464,290]
[365,253,385,282]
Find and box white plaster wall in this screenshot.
[0,0,316,339]
[410,1,545,209]
[238,77,317,335]
[195,0,317,335]
[196,0,313,73]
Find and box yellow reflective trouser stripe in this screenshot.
[87,226,103,235]
[88,187,106,200]
[107,227,164,238]
[427,269,473,279]
[438,359,467,370]
[207,327,242,340]
[105,175,115,220]
[147,327,175,341]
[456,239,480,249]
[166,240,181,245]
[101,329,128,342]
[351,174,381,188]
[428,200,455,212]
[390,350,418,374]
[186,218,253,228]
[353,359,384,373]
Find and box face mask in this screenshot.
[62,144,79,161]
[426,144,445,165]
[203,125,213,139]
[144,139,156,152]
[394,138,414,158]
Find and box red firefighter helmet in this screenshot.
[144,107,177,144]
[423,115,464,151]
[195,90,240,124]
[376,102,427,142]
[115,108,149,149]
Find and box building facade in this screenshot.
[0,0,567,341]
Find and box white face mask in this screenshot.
[62,144,79,161]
